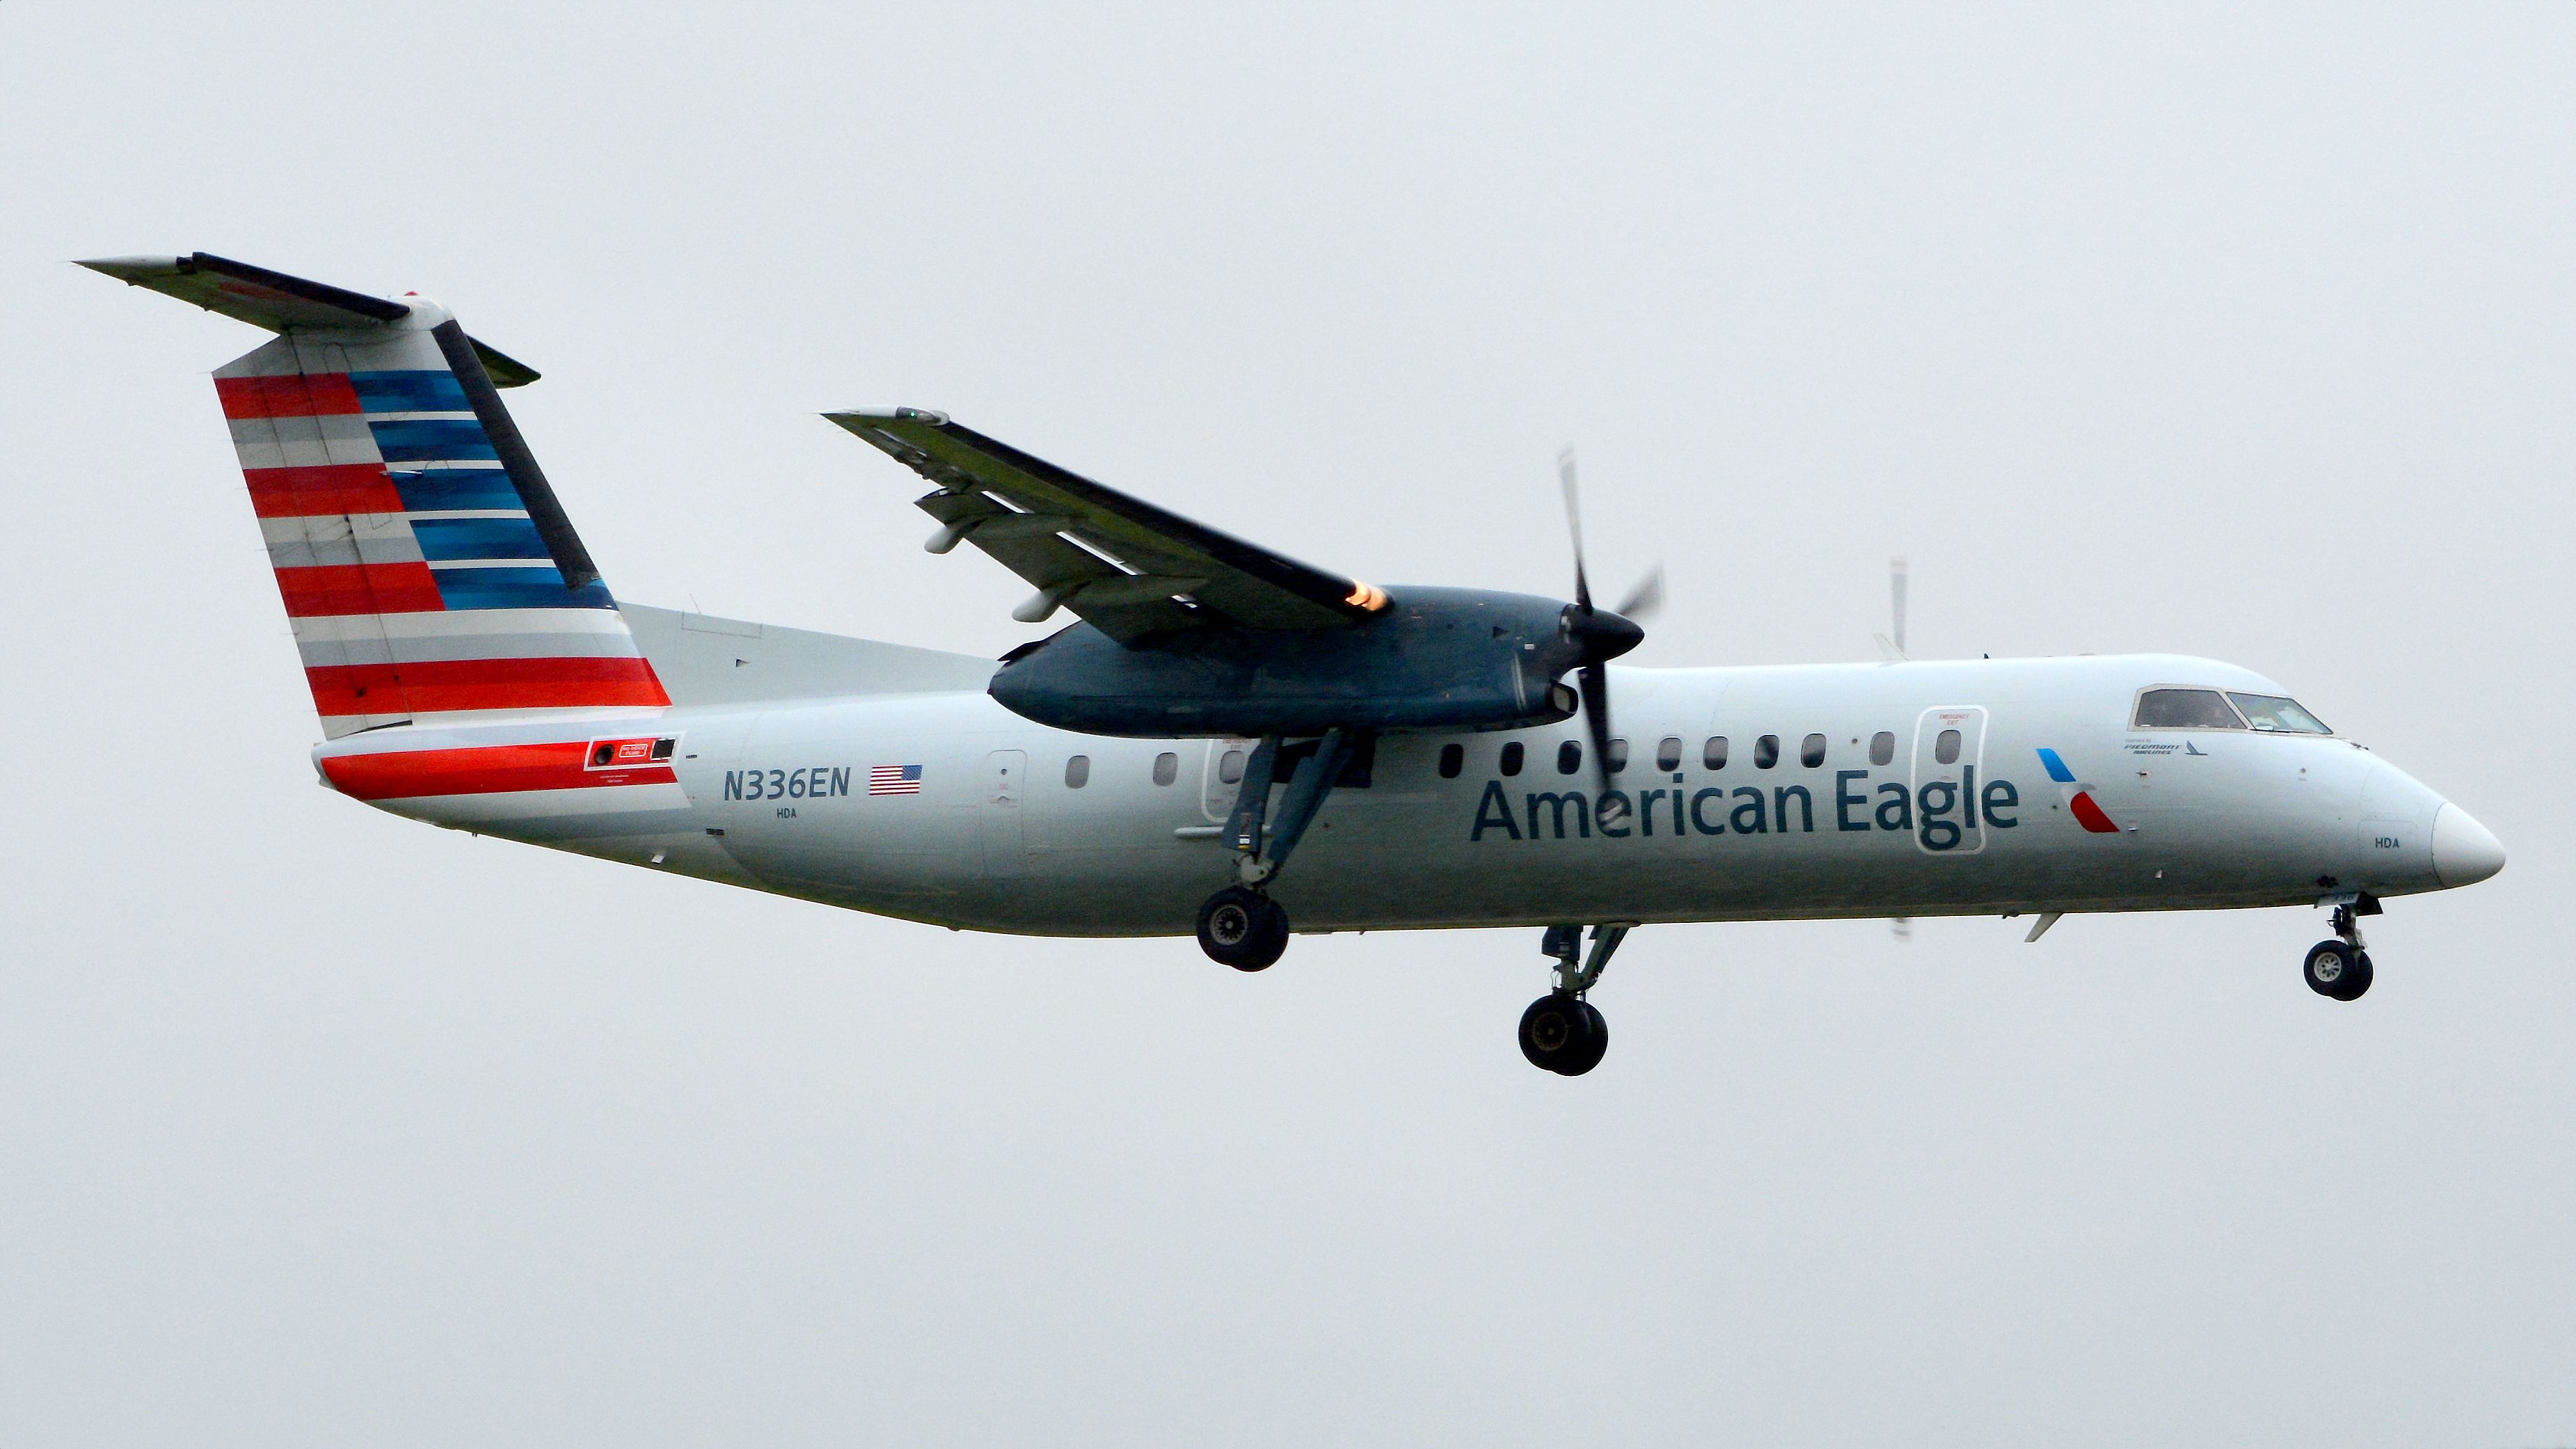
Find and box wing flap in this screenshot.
[915,487,1199,638]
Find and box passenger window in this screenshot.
[1935,729,1961,765]
[1656,736,1683,771]
[1500,741,1525,777]
[2226,692,2332,735]
[1064,754,1090,788]
[2133,688,2246,730]
[1801,733,1826,768]
[1869,731,1895,766]
[1557,740,1582,775]
[1703,736,1727,770]
[1218,749,1246,784]
[1605,738,1629,773]
[1438,743,1463,778]
[1152,751,1178,786]
[1754,734,1779,769]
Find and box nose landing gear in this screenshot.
[1520,924,1630,1075]
[2303,896,2376,1001]
[1520,993,1607,1075]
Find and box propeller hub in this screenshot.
[1562,604,1645,663]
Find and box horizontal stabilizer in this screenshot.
[78,253,540,386]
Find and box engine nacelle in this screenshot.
[986,586,1591,738]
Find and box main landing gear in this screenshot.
[1197,886,1288,971]
[2303,894,2378,1001]
[1520,923,1630,1075]
[1194,729,1365,972]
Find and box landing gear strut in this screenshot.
[2303,895,2377,1001]
[1520,923,1630,1075]
[1194,729,1365,970]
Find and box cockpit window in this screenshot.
[2132,688,2245,730]
[2227,692,2332,735]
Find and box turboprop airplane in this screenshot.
[85,253,2507,1075]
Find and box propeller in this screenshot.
[1890,554,1907,656]
[1556,447,1657,811]
[1887,553,1913,942]
[1875,554,1909,662]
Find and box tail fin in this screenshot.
[84,254,668,737]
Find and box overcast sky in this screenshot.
[3,4,2571,1445]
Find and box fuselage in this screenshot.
[314,644,2489,937]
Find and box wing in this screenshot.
[826,409,1388,642]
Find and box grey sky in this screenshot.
[3,3,2570,1444]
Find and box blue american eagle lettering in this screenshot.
[1470,768,2021,851]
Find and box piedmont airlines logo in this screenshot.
[2035,747,2122,834]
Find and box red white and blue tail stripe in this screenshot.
[89,253,669,738]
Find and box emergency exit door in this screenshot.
[1909,706,1989,855]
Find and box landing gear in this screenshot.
[1197,885,1288,972]
[1520,995,1607,1075]
[2304,897,2377,1001]
[1197,728,1369,972]
[2303,940,2373,1000]
[1520,923,1631,1075]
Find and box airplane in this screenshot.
[81,252,2507,1075]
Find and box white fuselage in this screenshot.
[317,650,2474,937]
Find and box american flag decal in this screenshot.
[868,764,924,795]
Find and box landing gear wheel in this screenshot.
[1518,995,1608,1075]
[2303,940,2372,1001]
[1565,1001,1608,1075]
[1197,886,1289,971]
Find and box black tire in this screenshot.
[1559,1002,1609,1076]
[1518,994,1602,1074]
[1198,887,1288,971]
[2303,940,2357,998]
[2335,951,2375,1001]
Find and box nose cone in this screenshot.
[2432,802,2506,888]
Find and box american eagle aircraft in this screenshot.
[86,253,2507,1075]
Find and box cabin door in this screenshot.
[980,750,1028,878]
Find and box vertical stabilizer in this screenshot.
[86,254,668,737]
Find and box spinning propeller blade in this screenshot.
[1890,553,1912,940]
[1557,447,1591,612]
[1891,555,1907,656]
[1613,564,1664,624]
[1555,446,1653,808]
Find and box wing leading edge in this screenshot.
[825,409,1388,642]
